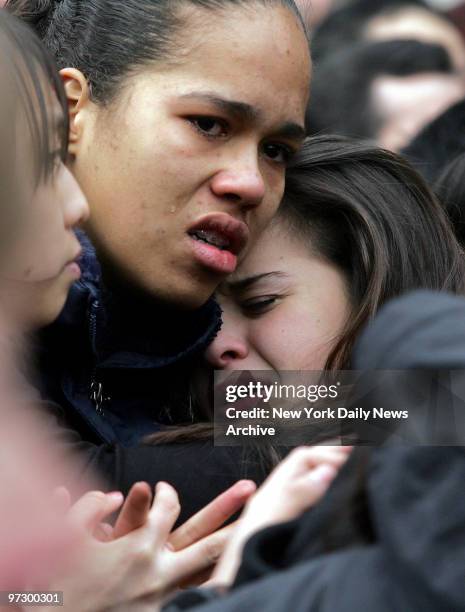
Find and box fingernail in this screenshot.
[309,464,337,483]
[107,491,124,502]
[236,480,256,494]
[155,481,168,495]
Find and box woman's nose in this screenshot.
[210,147,266,211]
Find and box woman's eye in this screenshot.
[241,296,280,316]
[263,143,294,165]
[188,116,229,138]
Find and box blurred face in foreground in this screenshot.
[0,87,89,331]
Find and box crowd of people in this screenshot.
[0,0,464,610]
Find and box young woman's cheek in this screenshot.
[252,303,333,371]
[249,305,302,371]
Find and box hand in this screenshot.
[39,479,256,611]
[113,478,256,547]
[42,484,222,610]
[210,445,352,588]
[111,478,256,585]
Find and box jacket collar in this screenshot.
[57,231,222,369]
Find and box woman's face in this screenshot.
[1,102,89,330]
[205,220,350,371]
[70,3,310,307]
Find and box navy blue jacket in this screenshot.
[37,232,222,447]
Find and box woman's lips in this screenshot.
[63,248,82,279]
[187,213,249,275]
[65,261,82,279]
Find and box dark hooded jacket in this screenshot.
[163,290,465,610]
[34,233,267,523]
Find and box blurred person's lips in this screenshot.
[63,247,82,278]
[187,213,249,275]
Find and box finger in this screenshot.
[315,439,353,453]
[148,482,181,542]
[113,482,152,540]
[316,438,342,446]
[167,523,235,582]
[285,446,350,475]
[94,521,114,542]
[304,447,351,470]
[169,480,256,551]
[67,490,124,533]
[296,463,338,506]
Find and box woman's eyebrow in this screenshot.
[177,91,305,139]
[178,91,261,122]
[227,271,290,292]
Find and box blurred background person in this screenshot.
[294,0,336,27]
[403,97,465,182]
[312,0,465,70]
[306,0,465,151]
[306,39,465,151]
[401,98,465,248]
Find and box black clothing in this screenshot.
[164,290,465,610]
[56,423,265,525]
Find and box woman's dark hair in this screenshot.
[7,0,306,105]
[0,10,68,252]
[312,0,434,62]
[279,134,465,369]
[434,152,465,249]
[0,9,68,183]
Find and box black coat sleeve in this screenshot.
[42,401,268,525]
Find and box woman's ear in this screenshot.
[59,68,92,157]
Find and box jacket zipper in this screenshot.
[89,299,110,416]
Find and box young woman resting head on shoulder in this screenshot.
[150,134,465,448]
[207,134,465,372]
